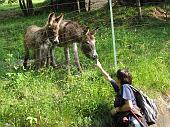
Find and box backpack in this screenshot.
[130,85,158,126]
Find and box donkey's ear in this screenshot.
[91,27,99,35]
[48,12,56,25]
[55,13,64,25]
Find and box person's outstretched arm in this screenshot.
[95,59,112,81]
[95,59,119,92]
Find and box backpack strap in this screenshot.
[130,110,145,127]
[129,85,138,92]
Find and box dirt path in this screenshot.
[151,93,170,127]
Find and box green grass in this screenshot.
[0,3,170,127]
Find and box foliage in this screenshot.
[0,0,17,4]
[0,0,5,4]
[0,3,170,127]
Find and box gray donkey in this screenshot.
[23,12,63,69]
[47,19,98,72]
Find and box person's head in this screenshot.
[116,69,132,85]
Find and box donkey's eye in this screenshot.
[85,41,90,45]
[85,42,89,45]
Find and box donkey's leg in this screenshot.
[46,50,50,68]
[41,47,48,68]
[35,48,41,70]
[50,45,58,68]
[64,46,70,72]
[23,45,29,69]
[73,43,82,72]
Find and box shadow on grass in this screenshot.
[89,102,113,127]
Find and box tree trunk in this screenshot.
[136,0,142,20]
[19,0,34,16]
[80,0,86,11]
[19,0,28,16]
[88,0,91,11]
[50,0,56,11]
[27,0,34,15]
[77,0,81,12]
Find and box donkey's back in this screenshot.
[24,25,45,49]
[58,20,84,46]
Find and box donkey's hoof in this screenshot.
[53,65,58,68]
[51,64,60,69]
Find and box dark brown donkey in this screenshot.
[23,12,63,69]
[47,19,98,72]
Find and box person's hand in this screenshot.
[111,108,119,116]
[95,59,102,69]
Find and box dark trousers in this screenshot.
[111,112,130,127]
[111,112,148,127]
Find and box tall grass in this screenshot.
[0,4,170,126]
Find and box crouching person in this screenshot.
[95,59,148,127]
